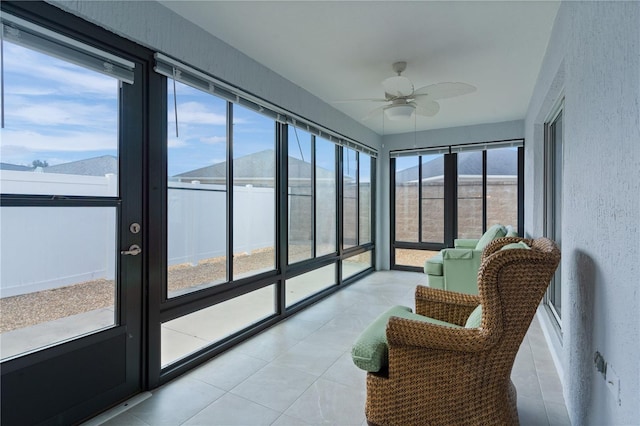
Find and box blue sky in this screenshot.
[0,39,370,180]
[0,40,119,167]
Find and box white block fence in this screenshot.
[0,172,275,297]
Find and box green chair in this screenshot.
[424,224,518,294]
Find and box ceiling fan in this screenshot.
[338,61,476,121]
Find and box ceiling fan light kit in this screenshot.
[384,103,415,120]
[338,61,477,123]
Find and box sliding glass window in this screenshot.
[421,154,445,243]
[161,284,276,366]
[343,147,358,249]
[315,137,336,257]
[359,153,372,245]
[457,148,520,238]
[394,156,419,243]
[457,151,483,238]
[486,148,519,232]
[287,127,313,264]
[232,105,276,279]
[166,80,228,297]
[393,153,443,268]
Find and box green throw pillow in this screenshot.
[464,305,483,328]
[475,224,507,251]
[500,241,531,250]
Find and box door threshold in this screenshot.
[81,392,152,426]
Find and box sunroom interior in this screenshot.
[0,1,638,425]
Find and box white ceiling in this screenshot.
[160,1,559,135]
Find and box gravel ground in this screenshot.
[0,279,115,333]
[395,249,439,267]
[0,247,435,333]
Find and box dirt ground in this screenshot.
[0,247,434,333]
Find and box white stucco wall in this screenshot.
[377,120,524,269]
[525,2,640,424]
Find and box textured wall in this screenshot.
[525,2,640,424]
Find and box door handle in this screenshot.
[121,244,142,256]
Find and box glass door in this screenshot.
[392,153,445,269]
[0,11,143,425]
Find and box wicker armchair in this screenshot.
[365,237,561,426]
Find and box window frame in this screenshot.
[543,103,564,333]
[154,75,377,382]
[391,142,523,271]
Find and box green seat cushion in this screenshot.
[475,224,507,251]
[464,305,483,328]
[351,305,461,372]
[424,253,443,275]
[501,241,531,250]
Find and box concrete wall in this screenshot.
[525,2,640,424]
[394,176,518,242]
[377,120,524,268]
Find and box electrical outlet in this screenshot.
[594,351,606,376]
[605,364,621,406]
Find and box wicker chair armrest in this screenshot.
[386,317,500,353]
[415,285,480,325]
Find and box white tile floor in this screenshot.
[95,270,570,426]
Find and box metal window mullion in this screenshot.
[418,156,423,243]
[336,144,343,256]
[444,153,457,246]
[311,135,317,259]
[226,101,234,282]
[370,157,377,268]
[335,145,342,285]
[482,150,487,233]
[390,158,397,268]
[276,122,287,314]
[355,151,360,247]
[517,146,524,235]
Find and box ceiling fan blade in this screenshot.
[382,75,414,97]
[413,82,476,100]
[361,105,387,121]
[333,98,389,103]
[413,100,440,117]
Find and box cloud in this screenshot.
[168,137,188,148]
[5,99,117,127]
[170,101,227,125]
[201,136,226,145]
[4,86,57,96]
[0,129,117,153]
